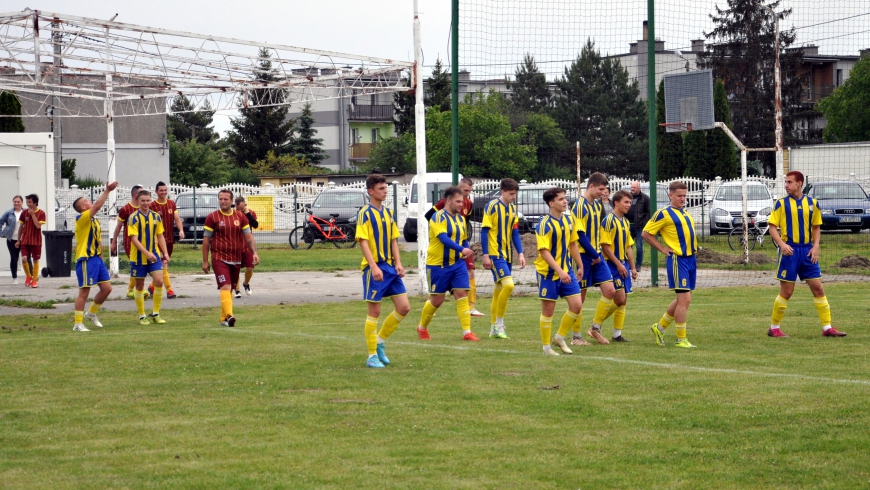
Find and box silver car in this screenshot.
[708,182,774,234]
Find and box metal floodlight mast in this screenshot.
[0,9,413,274]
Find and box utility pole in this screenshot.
[450,0,459,185]
[647,0,659,286]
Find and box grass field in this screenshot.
[2,283,869,488]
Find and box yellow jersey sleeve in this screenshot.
[811,198,822,226]
[155,215,165,236]
[643,209,668,236]
[127,215,138,237]
[354,208,370,241]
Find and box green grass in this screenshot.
[2,284,869,488]
[0,296,75,309]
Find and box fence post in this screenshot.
[700,186,706,242]
[192,185,197,250]
[392,181,398,220]
[293,185,298,231]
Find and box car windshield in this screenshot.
[314,192,367,208]
[176,194,220,209]
[810,183,868,200]
[715,185,771,201]
[516,188,544,205]
[410,183,453,203]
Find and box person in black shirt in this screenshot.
[627,181,650,271]
[234,196,259,297]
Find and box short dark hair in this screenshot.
[155,181,168,191]
[460,177,474,187]
[668,181,688,192]
[72,197,85,212]
[543,187,565,206]
[137,190,151,199]
[219,189,234,199]
[587,172,609,187]
[500,178,519,192]
[786,170,804,184]
[25,194,38,205]
[131,185,142,198]
[234,196,246,205]
[366,174,387,190]
[612,190,632,203]
[443,186,463,200]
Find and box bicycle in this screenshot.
[728,216,770,252]
[289,211,356,249]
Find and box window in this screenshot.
[836,69,843,87]
[351,128,359,145]
[371,128,379,144]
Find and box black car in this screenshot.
[174,191,221,243]
[306,188,369,225]
[806,181,870,232]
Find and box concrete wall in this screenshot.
[63,143,170,188]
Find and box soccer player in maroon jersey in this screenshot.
[16,194,47,288]
[149,182,184,299]
[111,185,150,299]
[233,196,259,298]
[201,189,259,327]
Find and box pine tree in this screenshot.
[683,130,709,179]
[0,91,25,132]
[167,95,216,144]
[709,79,739,179]
[393,72,415,135]
[656,80,684,180]
[289,103,329,165]
[425,58,451,113]
[225,48,296,167]
[506,54,551,114]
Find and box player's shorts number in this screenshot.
[541,288,547,296]
[218,274,226,282]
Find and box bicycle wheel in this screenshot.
[289,226,314,250]
[332,224,357,249]
[728,227,757,252]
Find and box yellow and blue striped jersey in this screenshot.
[534,213,578,278]
[600,214,635,261]
[355,204,400,270]
[426,209,468,267]
[74,208,102,261]
[643,206,697,257]
[481,198,519,260]
[571,197,603,254]
[127,210,165,265]
[768,195,821,245]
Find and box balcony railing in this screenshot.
[348,104,393,121]
[350,143,375,159]
[803,84,835,103]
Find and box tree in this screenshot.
[817,56,870,143]
[656,80,685,180]
[553,40,648,177]
[709,79,739,179]
[170,136,237,186]
[393,72,415,135]
[0,91,25,132]
[363,133,416,174]
[167,95,216,144]
[699,0,806,175]
[248,151,329,176]
[225,47,296,167]
[683,130,708,179]
[425,58,451,112]
[506,54,551,114]
[288,103,329,165]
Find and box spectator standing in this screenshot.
[626,181,650,271]
[0,196,24,284]
[599,187,614,218]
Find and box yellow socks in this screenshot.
[219,289,233,320]
[675,322,687,340]
[134,290,146,317]
[31,261,39,283]
[22,261,31,279]
[128,277,136,292]
[571,310,584,336]
[365,315,379,355]
[613,305,626,331]
[659,313,674,330]
[771,295,788,326]
[153,287,164,314]
[592,297,614,326]
[813,296,832,327]
[378,311,405,340]
[74,310,84,324]
[456,297,471,333]
[244,268,253,286]
[419,300,437,329]
[540,315,553,346]
[163,268,172,290]
[491,282,503,325]
[469,277,477,306]
[557,310,578,337]
[495,278,514,319]
[88,302,101,314]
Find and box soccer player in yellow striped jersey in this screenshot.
[598,190,638,342]
[128,190,170,326]
[571,172,616,346]
[356,174,411,369]
[481,178,526,339]
[766,171,845,338]
[70,182,118,332]
[417,186,480,341]
[535,187,585,355]
[643,181,698,348]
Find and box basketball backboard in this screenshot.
[663,69,715,132]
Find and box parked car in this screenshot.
[403,172,464,242]
[708,181,774,235]
[306,188,369,225]
[55,198,67,230]
[174,191,221,242]
[806,181,870,233]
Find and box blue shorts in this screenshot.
[607,260,633,294]
[776,244,822,282]
[537,270,582,301]
[426,262,470,295]
[76,256,110,289]
[580,252,614,290]
[131,260,163,278]
[362,263,407,302]
[667,254,696,292]
[489,258,512,283]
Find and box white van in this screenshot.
[708,181,775,235]
[403,172,464,242]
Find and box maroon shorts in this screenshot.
[241,249,255,269]
[465,254,475,270]
[212,260,241,290]
[165,241,174,257]
[21,244,41,260]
